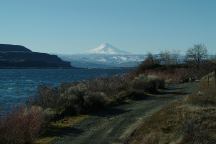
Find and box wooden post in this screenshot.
[208,75,210,87]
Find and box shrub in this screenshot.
[86,74,132,96]
[157,79,165,89]
[114,90,132,103]
[0,106,44,144]
[32,72,166,121]
[143,68,189,83]
[43,108,59,121]
[58,83,87,115]
[84,92,110,111]
[33,74,134,115]
[132,74,165,92]
[34,86,60,109]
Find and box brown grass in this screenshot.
[0,106,44,144]
[132,75,165,93]
[126,79,216,144]
[33,73,164,116]
[142,68,189,83]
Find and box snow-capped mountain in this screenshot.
[59,54,146,68]
[87,43,130,55]
[59,43,146,68]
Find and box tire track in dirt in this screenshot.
[56,83,197,144]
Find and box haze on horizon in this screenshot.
[0,0,216,55]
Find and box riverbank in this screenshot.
[0,68,130,114]
[36,82,197,144]
[0,61,214,144]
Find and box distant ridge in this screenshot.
[0,44,72,68]
[58,43,144,68]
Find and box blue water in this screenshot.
[0,68,130,113]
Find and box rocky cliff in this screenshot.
[0,44,72,68]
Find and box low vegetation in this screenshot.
[126,75,216,144]
[0,72,166,144]
[0,106,44,144]
[35,115,88,144]
[1,44,216,144]
[33,74,132,115]
[33,73,165,116]
[132,75,165,92]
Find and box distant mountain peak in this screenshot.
[88,43,130,55]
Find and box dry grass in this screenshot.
[126,102,184,144]
[86,74,133,96]
[50,115,88,128]
[142,68,189,83]
[33,72,165,117]
[127,102,216,144]
[185,79,216,106]
[32,74,134,115]
[126,78,216,144]
[0,106,44,144]
[35,115,88,144]
[34,137,58,144]
[185,90,216,106]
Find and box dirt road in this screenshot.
[55,83,197,144]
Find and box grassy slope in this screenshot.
[126,75,216,144]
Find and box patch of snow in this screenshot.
[88,43,130,55]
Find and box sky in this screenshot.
[0,0,216,54]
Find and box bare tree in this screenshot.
[186,44,208,69]
[137,53,158,73]
[143,53,158,66]
[171,50,181,65]
[159,50,172,66]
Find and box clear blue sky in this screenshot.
[0,0,215,54]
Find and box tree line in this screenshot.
[143,44,212,69]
